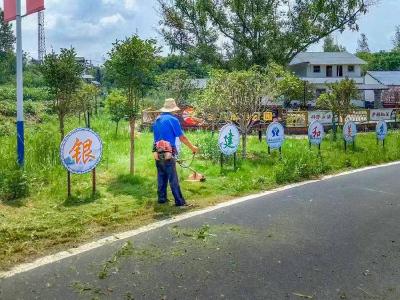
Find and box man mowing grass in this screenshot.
[153,98,199,207]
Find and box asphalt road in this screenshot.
[1,164,400,300]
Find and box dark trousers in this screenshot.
[156,159,186,206]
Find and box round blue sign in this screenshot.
[308,121,324,145]
[266,122,285,149]
[60,128,103,174]
[343,121,357,143]
[376,120,388,141]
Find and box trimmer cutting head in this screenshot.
[186,171,206,182]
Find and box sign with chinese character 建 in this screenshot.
[308,111,333,125]
[60,128,103,174]
[266,122,285,149]
[376,120,388,141]
[218,124,240,156]
[370,109,395,122]
[308,121,324,145]
[343,121,357,143]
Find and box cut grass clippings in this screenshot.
[1,116,400,271]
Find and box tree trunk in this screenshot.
[115,121,119,136]
[59,113,65,141]
[84,111,88,128]
[95,96,98,115]
[242,132,247,159]
[129,118,135,175]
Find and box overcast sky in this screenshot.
[1,0,400,64]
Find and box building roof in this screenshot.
[289,52,366,66]
[367,71,400,86]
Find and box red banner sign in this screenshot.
[26,0,44,15]
[3,0,16,22]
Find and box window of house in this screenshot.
[313,65,321,73]
[348,65,355,72]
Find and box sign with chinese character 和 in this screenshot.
[370,109,395,122]
[266,122,285,149]
[308,121,324,145]
[343,121,357,143]
[308,111,333,125]
[376,120,388,141]
[60,128,103,174]
[218,124,240,156]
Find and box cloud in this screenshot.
[100,14,126,27]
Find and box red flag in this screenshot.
[3,0,16,22]
[26,0,44,15]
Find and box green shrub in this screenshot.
[0,167,29,202]
[195,132,220,161]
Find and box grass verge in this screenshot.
[1,116,400,271]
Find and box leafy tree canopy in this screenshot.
[159,0,372,69]
[323,35,346,52]
[357,50,400,72]
[0,8,15,53]
[357,33,370,53]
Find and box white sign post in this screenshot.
[218,124,240,170]
[266,122,285,156]
[60,128,103,197]
[343,121,357,151]
[376,120,388,147]
[308,121,324,153]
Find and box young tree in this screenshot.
[323,35,346,52]
[106,90,127,135]
[393,25,400,51]
[104,35,159,174]
[317,78,359,140]
[0,8,15,53]
[202,68,278,158]
[357,33,370,53]
[158,0,371,68]
[156,69,195,106]
[271,64,314,108]
[195,70,226,136]
[75,83,99,127]
[40,48,84,140]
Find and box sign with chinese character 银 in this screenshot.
[376,120,388,141]
[266,122,285,149]
[308,121,324,145]
[60,128,103,174]
[343,121,357,143]
[218,124,240,156]
[308,111,333,125]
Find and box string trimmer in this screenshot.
[176,153,206,182]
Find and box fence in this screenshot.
[141,107,400,133]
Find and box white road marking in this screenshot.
[1,160,400,279]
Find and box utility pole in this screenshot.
[16,0,24,166]
[38,10,46,62]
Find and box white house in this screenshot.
[289,52,387,107]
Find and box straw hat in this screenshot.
[160,98,181,113]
